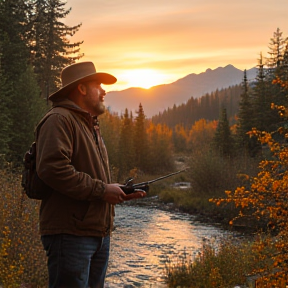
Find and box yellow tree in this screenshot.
[173,124,188,152]
[147,122,174,173]
[187,119,217,152]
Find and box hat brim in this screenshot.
[49,72,117,101]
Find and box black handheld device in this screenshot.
[120,168,188,194]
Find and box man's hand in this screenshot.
[102,183,146,205]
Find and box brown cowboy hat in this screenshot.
[49,61,117,101]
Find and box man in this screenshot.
[36,61,146,288]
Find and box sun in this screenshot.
[121,69,166,89]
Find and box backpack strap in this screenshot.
[22,107,67,200]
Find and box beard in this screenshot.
[95,101,106,116]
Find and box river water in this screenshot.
[105,204,238,288]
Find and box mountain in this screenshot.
[105,64,257,118]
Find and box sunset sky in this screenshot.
[65,0,288,91]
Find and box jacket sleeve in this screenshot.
[36,113,106,201]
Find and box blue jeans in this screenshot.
[41,234,110,288]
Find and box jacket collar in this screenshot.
[52,99,97,128]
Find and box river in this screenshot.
[105,203,238,288]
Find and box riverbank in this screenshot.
[120,197,257,288]
[108,204,238,287]
[123,195,227,228]
[123,195,260,235]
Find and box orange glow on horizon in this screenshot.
[65,0,288,92]
[119,69,168,89]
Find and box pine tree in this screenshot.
[30,0,83,100]
[133,103,149,172]
[98,110,121,172]
[117,109,135,180]
[282,43,288,79]
[266,28,288,111]
[0,0,85,163]
[236,70,254,152]
[273,43,288,107]
[0,0,30,80]
[8,65,47,163]
[252,53,279,132]
[266,28,287,71]
[212,107,234,157]
[0,0,42,164]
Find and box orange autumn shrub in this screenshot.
[0,167,47,287]
[211,102,288,287]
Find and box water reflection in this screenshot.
[106,205,234,288]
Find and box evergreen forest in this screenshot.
[0,0,83,164]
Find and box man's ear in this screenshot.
[77,83,87,95]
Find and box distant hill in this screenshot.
[105,64,257,118]
[152,85,242,129]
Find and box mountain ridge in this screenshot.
[105,65,257,118]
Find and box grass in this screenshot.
[165,235,275,288]
[0,168,48,287]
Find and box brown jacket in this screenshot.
[36,99,114,237]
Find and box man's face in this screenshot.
[83,81,106,116]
